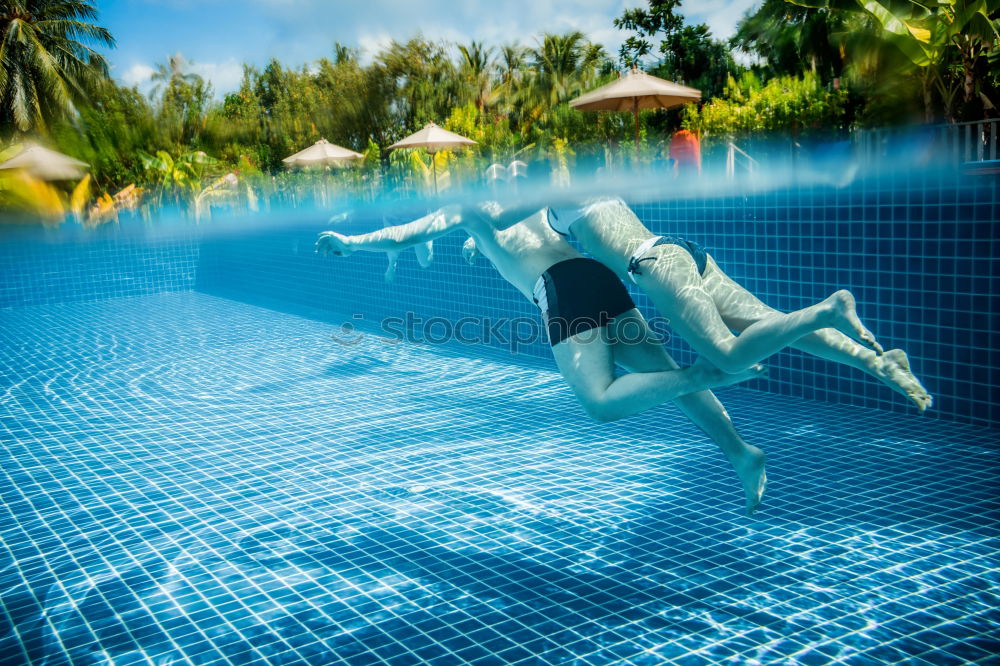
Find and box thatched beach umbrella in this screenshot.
[282,138,363,167]
[570,68,701,160]
[283,139,363,207]
[389,122,476,192]
[0,144,89,181]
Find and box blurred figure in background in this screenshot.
[669,130,701,177]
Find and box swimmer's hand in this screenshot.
[316,231,354,257]
[462,237,479,265]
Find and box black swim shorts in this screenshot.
[532,257,636,346]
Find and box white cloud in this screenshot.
[110,0,760,97]
[114,59,243,99]
[252,0,751,67]
[189,59,244,95]
[121,63,155,86]
[248,0,640,63]
[357,32,394,64]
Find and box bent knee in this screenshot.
[698,347,749,375]
[580,399,619,423]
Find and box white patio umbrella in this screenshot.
[570,68,701,160]
[282,138,364,167]
[388,122,476,192]
[0,144,89,181]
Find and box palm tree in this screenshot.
[150,53,199,100]
[577,41,610,89]
[149,53,211,146]
[521,31,608,123]
[457,41,494,111]
[498,43,526,85]
[0,0,114,133]
[529,31,587,109]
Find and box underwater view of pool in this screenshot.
[0,291,997,665]
[2,168,998,664]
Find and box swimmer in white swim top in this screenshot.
[536,197,931,412]
[317,203,769,515]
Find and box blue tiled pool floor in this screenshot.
[1,293,998,665]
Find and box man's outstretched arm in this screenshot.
[316,205,463,256]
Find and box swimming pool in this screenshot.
[1,170,998,664]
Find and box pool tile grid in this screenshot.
[0,292,998,665]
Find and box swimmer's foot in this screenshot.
[733,445,767,516]
[824,290,884,355]
[695,358,768,389]
[874,348,933,412]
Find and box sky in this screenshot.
[99,0,760,97]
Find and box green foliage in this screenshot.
[682,72,848,139]
[486,30,612,138]
[443,103,517,161]
[457,41,495,110]
[615,0,686,66]
[153,54,212,147]
[7,0,997,218]
[615,0,743,98]
[138,148,217,208]
[0,0,115,134]
[768,0,1000,121]
[732,0,854,81]
[49,79,155,187]
[375,38,461,133]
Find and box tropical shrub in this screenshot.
[682,72,848,140]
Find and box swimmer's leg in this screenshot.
[609,310,766,515]
[383,249,399,283]
[702,257,932,411]
[550,312,766,424]
[414,240,434,267]
[634,246,882,375]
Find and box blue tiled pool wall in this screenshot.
[196,171,1000,428]
[0,227,199,308]
[196,214,540,355]
[1,171,996,427]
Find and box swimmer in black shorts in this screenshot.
[461,197,931,412]
[318,203,770,515]
[543,197,932,412]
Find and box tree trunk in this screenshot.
[963,52,975,105]
[923,69,934,124]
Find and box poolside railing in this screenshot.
[725,142,758,180]
[855,118,999,166]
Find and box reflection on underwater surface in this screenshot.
[0,141,975,239]
[1,293,997,664]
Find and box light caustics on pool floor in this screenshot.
[0,292,997,665]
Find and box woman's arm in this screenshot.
[474,200,545,230]
[316,204,463,256]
